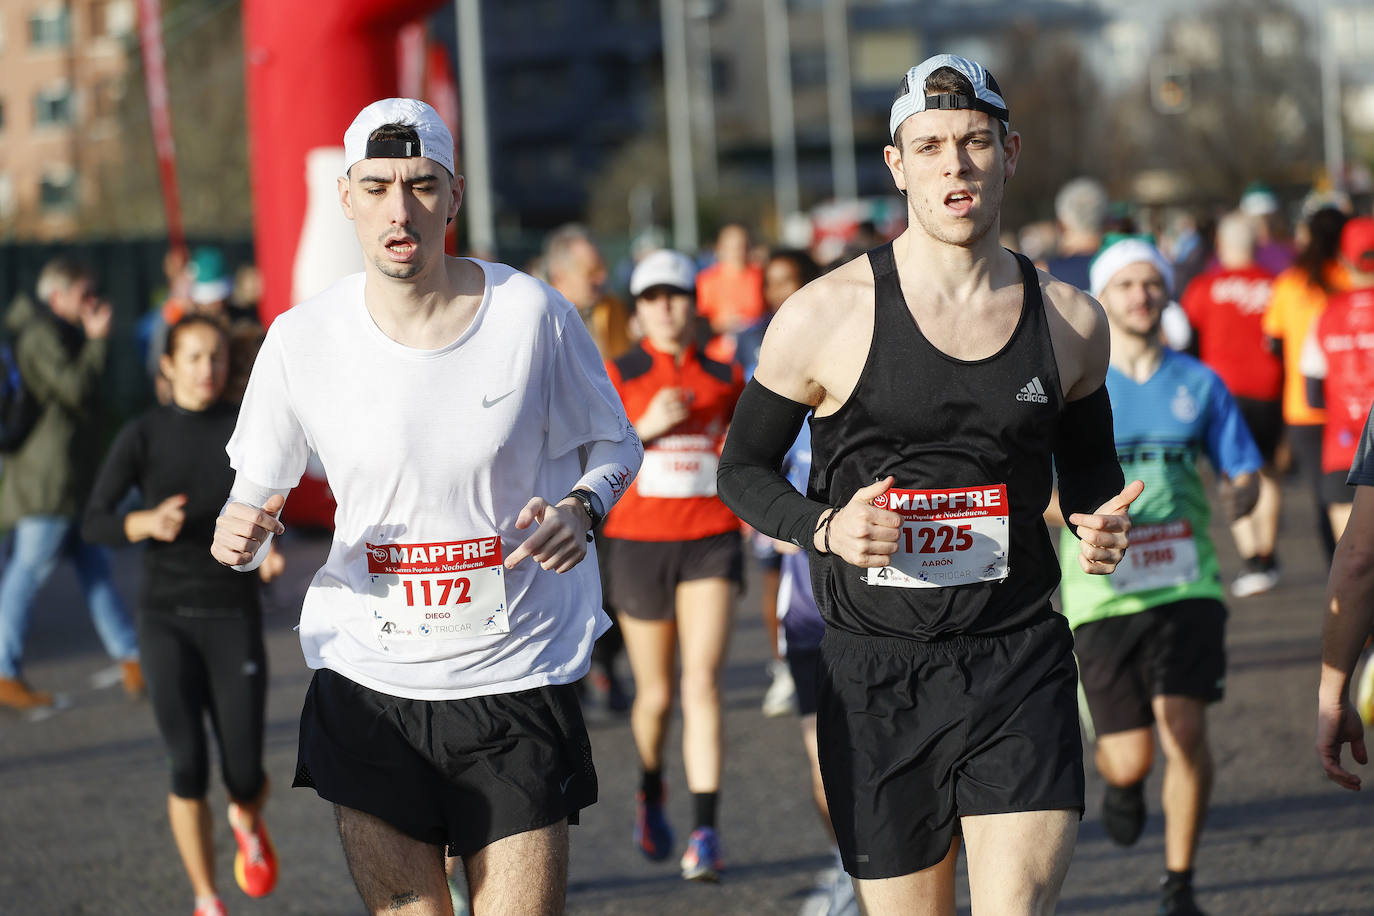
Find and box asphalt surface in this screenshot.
[1,478,1372,915]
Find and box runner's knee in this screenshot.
[1156,702,1207,758]
[678,665,720,707]
[634,680,674,719]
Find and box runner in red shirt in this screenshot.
[1181,211,1284,596]
[602,249,744,882]
[697,224,765,340]
[1301,216,1374,542]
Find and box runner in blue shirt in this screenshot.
[1057,239,1262,916]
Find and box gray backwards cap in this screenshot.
[889,54,1010,141]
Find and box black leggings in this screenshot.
[138,607,267,801]
[1287,423,1336,558]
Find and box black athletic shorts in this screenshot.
[1072,597,1227,737]
[816,612,1083,880]
[1235,397,1283,463]
[1322,469,1354,505]
[785,646,821,717]
[294,668,598,858]
[603,530,744,621]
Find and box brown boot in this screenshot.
[0,676,54,710]
[121,660,146,699]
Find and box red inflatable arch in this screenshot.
[242,0,447,526]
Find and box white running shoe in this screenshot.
[762,659,798,717]
[1231,558,1280,598]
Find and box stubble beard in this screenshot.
[909,175,1004,250]
[374,258,422,280]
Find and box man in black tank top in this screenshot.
[718,54,1143,915]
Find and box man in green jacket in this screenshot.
[0,257,141,709]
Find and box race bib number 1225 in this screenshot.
[865,485,1010,589]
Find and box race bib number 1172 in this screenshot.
[366,536,510,640]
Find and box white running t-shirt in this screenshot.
[227,261,627,700]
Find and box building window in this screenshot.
[29,7,71,49]
[710,55,732,95]
[91,79,123,120]
[40,168,77,212]
[35,86,73,127]
[92,0,136,39]
[791,48,827,88]
[852,32,918,89]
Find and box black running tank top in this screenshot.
[809,243,1064,639]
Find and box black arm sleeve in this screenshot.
[718,379,829,549]
[1306,376,1325,410]
[1053,385,1125,533]
[82,421,142,545]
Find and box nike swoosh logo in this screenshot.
[560,774,574,794]
[482,390,515,408]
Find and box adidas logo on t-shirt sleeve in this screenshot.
[1016,376,1050,404]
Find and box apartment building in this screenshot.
[0,1,135,240]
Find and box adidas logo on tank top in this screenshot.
[1016,376,1049,404]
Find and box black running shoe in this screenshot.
[1159,882,1206,916]
[1102,781,1146,846]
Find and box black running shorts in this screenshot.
[1322,469,1354,505]
[785,646,821,717]
[1235,397,1283,463]
[294,668,598,857]
[603,530,744,621]
[816,612,1083,880]
[1073,597,1227,737]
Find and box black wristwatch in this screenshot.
[563,489,605,540]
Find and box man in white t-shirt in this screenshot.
[211,98,641,915]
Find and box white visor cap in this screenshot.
[343,98,455,177]
[630,249,698,297]
[889,54,1010,141]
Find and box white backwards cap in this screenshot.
[343,98,455,177]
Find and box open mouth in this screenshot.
[384,237,417,260]
[943,190,973,215]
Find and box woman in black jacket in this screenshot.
[84,315,284,916]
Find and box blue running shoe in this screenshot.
[633,791,674,861]
[680,827,723,882]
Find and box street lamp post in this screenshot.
[763,0,800,233]
[824,0,858,202]
[455,0,496,255]
[662,0,699,252]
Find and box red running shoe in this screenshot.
[228,805,278,897]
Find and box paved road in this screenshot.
[1,480,1372,914]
